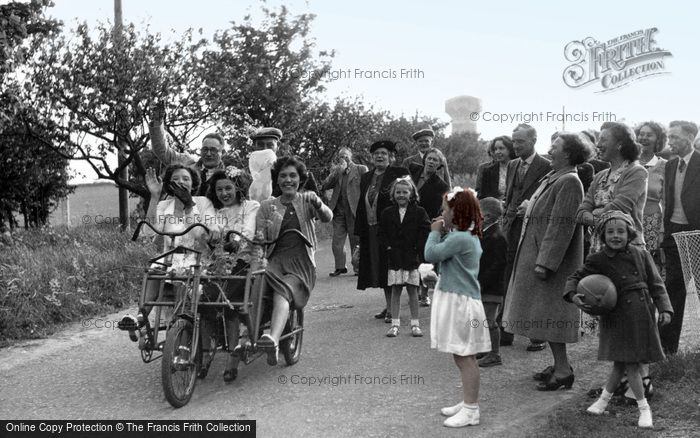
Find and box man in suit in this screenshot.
[401,128,451,186]
[659,120,700,355]
[499,123,552,350]
[322,147,368,276]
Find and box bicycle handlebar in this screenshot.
[131,221,211,242]
[225,228,312,248]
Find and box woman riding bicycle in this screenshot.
[120,164,216,331]
[201,166,260,381]
[254,156,333,365]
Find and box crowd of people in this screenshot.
[121,111,700,429]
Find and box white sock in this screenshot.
[463,403,478,410]
[410,319,419,327]
[637,398,649,410]
[391,318,400,326]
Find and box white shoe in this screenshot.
[638,406,653,428]
[440,401,464,417]
[586,397,609,415]
[443,406,479,427]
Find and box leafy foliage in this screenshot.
[0,0,65,229]
[27,22,211,199]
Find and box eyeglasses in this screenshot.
[201,147,221,155]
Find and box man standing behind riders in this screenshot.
[402,128,451,187]
[149,103,226,196]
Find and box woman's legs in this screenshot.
[139,279,160,319]
[550,342,572,378]
[384,287,392,316]
[269,293,290,343]
[225,313,241,376]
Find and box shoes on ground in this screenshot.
[443,406,480,427]
[329,268,348,277]
[478,353,502,368]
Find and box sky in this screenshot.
[43,0,700,181]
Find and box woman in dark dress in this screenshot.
[409,147,450,219]
[355,140,410,322]
[476,136,515,200]
[255,156,333,365]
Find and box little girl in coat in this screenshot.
[565,211,673,429]
[378,177,431,337]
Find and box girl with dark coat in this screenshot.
[378,177,431,337]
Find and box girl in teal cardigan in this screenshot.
[425,187,491,428]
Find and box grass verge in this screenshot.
[532,350,700,437]
[0,225,154,347]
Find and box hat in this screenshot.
[251,127,283,141]
[595,210,636,240]
[412,128,435,141]
[369,140,397,153]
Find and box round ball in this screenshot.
[577,274,617,315]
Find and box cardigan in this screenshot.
[576,161,648,245]
[255,193,333,267]
[424,230,482,299]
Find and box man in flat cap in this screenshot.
[148,103,226,195]
[248,126,319,198]
[401,128,451,186]
[251,127,284,152]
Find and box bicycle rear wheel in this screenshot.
[161,319,200,408]
[281,308,303,365]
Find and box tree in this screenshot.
[201,6,334,160]
[436,131,489,176]
[0,0,66,230]
[0,106,73,228]
[27,21,212,199]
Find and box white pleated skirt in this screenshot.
[430,286,492,356]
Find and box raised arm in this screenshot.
[149,122,196,167]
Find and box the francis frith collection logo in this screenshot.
[563,28,672,93]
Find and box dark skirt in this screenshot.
[598,287,665,363]
[356,224,388,290]
[264,247,316,310]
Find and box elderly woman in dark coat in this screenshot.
[355,140,410,322]
[502,132,592,391]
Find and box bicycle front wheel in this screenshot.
[161,319,200,408]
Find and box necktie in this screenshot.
[679,159,687,174]
[519,161,528,181]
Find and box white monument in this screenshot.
[445,95,482,134]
